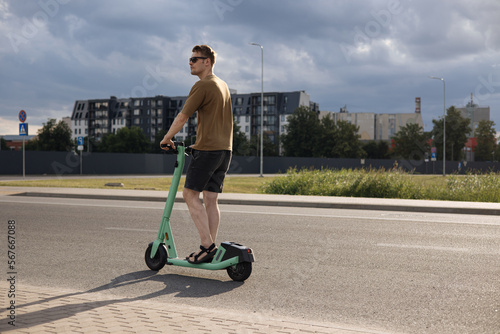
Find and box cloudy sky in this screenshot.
[1,0,500,136]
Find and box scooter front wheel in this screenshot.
[145,243,167,271]
[226,262,252,281]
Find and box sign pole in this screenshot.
[77,136,84,175]
[23,137,25,179]
[19,110,27,178]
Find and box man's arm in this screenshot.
[160,112,189,150]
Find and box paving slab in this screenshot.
[0,282,399,334]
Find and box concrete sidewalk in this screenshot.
[0,282,399,334]
[2,185,500,215]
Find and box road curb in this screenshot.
[11,191,500,216]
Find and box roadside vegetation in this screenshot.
[260,168,500,203]
[0,176,269,194]
[2,169,500,202]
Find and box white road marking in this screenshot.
[105,227,157,232]
[376,243,470,252]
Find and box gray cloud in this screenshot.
[1,0,499,135]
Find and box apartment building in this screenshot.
[456,94,490,136]
[70,91,319,149]
[324,98,424,141]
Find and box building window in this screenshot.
[134,109,141,116]
[265,95,276,105]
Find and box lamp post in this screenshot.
[429,76,446,176]
[249,42,264,177]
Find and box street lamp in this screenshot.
[249,42,264,177]
[429,76,446,176]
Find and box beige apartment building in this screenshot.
[456,94,490,136]
[322,99,424,141]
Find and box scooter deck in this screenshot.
[166,256,240,270]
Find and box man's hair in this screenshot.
[192,45,216,67]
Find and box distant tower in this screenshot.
[415,97,421,113]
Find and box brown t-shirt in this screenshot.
[181,74,233,151]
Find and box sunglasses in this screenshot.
[189,56,208,63]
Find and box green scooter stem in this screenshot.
[150,144,185,259]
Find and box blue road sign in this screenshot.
[78,136,84,146]
[19,123,28,136]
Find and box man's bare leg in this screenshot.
[203,190,220,242]
[183,188,218,262]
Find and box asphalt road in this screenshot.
[1,196,499,334]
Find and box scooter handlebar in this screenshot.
[160,141,192,155]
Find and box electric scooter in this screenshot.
[145,142,254,281]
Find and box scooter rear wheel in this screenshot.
[145,243,167,271]
[226,262,252,281]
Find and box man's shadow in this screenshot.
[3,270,244,332]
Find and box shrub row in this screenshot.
[260,168,500,203]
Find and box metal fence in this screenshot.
[1,151,499,175]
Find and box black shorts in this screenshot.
[184,149,232,193]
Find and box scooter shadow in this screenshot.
[147,272,243,298]
[90,270,244,300]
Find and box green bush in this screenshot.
[261,168,423,199]
[261,168,500,202]
[441,172,500,202]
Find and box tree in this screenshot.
[232,118,251,156]
[331,120,364,158]
[26,119,73,151]
[281,106,321,157]
[496,137,500,162]
[248,134,278,156]
[282,109,365,158]
[474,120,497,161]
[316,117,364,158]
[315,113,337,157]
[431,106,471,161]
[1,137,7,151]
[362,140,389,159]
[390,123,430,160]
[97,127,150,153]
[151,129,168,153]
